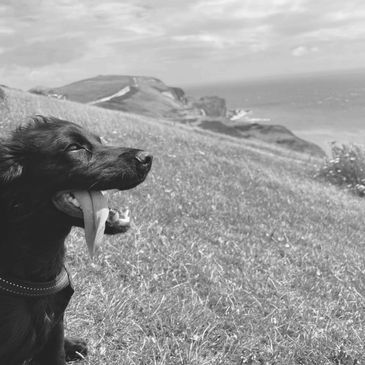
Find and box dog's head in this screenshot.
[0,116,152,247]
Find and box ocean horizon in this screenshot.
[186,70,365,153]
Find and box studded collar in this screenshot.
[0,266,70,297]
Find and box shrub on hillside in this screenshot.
[317,143,365,196]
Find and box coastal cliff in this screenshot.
[29,75,325,157]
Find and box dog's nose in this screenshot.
[135,151,153,166]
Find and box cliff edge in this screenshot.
[29,75,325,157]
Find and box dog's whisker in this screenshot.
[87,181,98,190]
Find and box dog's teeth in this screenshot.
[118,216,130,226]
[110,210,120,222]
[72,198,80,208]
[66,194,80,208]
[118,209,130,225]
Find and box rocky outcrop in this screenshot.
[233,122,325,156]
[192,96,227,117]
[169,87,187,103]
[198,119,325,157]
[29,86,46,95]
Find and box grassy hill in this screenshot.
[29,75,325,158]
[29,75,187,118]
[1,87,364,364]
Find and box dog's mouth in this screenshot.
[52,190,130,257]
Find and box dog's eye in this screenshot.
[65,143,83,152]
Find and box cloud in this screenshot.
[0,0,365,89]
[171,34,235,49]
[304,24,365,42]
[1,37,88,67]
[326,9,365,21]
[0,26,14,34]
[291,45,319,57]
[192,0,305,20]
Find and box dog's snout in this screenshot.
[135,151,153,166]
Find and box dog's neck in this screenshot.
[0,208,72,282]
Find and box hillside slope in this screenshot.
[30,75,187,118]
[30,75,325,157]
[1,87,364,364]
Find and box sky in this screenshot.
[1,0,365,89]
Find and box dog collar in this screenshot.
[0,266,70,297]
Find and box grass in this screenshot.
[1,87,365,364]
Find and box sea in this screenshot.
[186,70,365,153]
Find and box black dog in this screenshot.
[0,115,152,364]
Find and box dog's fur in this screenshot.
[0,116,152,364]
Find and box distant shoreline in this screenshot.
[186,70,365,151]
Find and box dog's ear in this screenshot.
[0,142,23,184]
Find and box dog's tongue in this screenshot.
[73,191,109,258]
